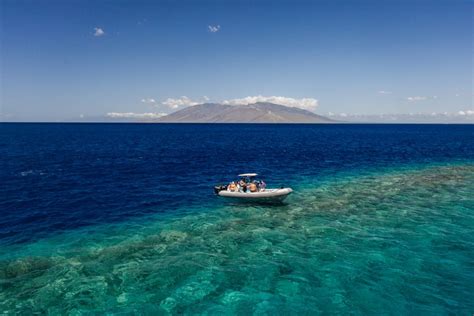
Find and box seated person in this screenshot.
[228,182,237,192]
[248,182,257,192]
[239,178,247,192]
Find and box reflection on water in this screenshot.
[1,164,473,314]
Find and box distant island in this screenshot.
[38,102,473,124]
[156,102,334,123]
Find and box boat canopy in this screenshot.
[238,173,258,177]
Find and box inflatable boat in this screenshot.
[217,188,293,202]
[214,173,293,202]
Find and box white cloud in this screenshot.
[161,96,199,109]
[457,110,474,116]
[106,112,166,119]
[378,91,392,94]
[407,96,428,101]
[208,25,221,33]
[94,27,105,37]
[141,98,157,104]
[406,96,441,101]
[222,95,319,112]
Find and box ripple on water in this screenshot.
[0,164,473,314]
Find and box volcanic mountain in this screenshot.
[156,102,334,123]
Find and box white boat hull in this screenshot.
[218,188,293,202]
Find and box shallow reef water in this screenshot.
[1,164,473,314]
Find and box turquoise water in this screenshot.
[1,163,473,314]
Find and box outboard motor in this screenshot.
[214,184,227,194]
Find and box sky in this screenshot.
[1,0,472,121]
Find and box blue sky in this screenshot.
[1,0,472,121]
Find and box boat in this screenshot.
[214,173,293,202]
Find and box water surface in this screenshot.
[1,123,473,314]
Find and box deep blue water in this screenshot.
[1,123,473,314]
[1,123,473,245]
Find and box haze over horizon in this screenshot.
[1,0,472,122]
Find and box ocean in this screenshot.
[1,123,473,314]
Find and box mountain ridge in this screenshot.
[156,102,335,123]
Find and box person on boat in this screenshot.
[238,178,247,192]
[248,182,258,192]
[228,182,237,192]
[259,180,266,191]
